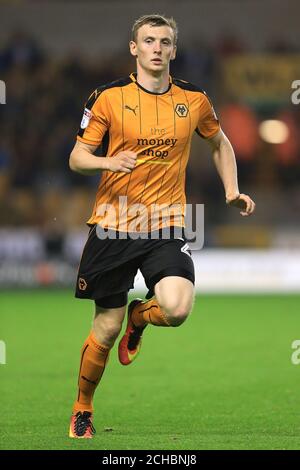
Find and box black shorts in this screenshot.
[75,226,195,308]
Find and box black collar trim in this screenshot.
[130,73,172,95]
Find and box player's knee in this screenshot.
[168,308,190,326]
[93,318,122,345]
[162,302,192,327]
[104,323,122,342]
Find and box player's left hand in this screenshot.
[226,193,256,217]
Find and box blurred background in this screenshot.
[0,0,299,292]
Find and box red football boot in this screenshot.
[118,299,147,365]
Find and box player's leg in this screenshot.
[71,225,141,434]
[153,275,194,326]
[118,236,195,365]
[129,236,195,328]
[73,297,127,412]
[118,276,194,365]
[122,276,194,329]
[70,293,127,438]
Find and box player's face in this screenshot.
[130,24,176,74]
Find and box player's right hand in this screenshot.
[226,193,256,217]
[107,151,137,173]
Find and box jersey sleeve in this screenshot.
[77,89,110,145]
[196,92,220,139]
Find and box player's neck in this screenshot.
[136,67,170,94]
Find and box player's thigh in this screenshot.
[76,227,139,302]
[154,276,195,313]
[140,237,195,305]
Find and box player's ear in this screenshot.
[129,41,138,57]
[170,45,177,61]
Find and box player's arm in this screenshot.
[207,129,256,217]
[69,141,137,175]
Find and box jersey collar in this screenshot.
[130,72,172,95]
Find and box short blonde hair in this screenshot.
[131,14,178,45]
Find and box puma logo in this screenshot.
[125,104,138,115]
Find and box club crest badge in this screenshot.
[175,103,188,117]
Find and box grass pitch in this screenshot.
[1,290,300,450]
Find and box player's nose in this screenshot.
[153,41,162,53]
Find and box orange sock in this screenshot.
[73,332,110,413]
[131,299,170,327]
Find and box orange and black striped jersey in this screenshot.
[77,73,220,232]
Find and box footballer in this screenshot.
[68,14,255,438]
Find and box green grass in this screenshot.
[1,290,300,450]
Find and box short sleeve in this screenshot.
[77,89,110,145]
[197,92,220,139]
